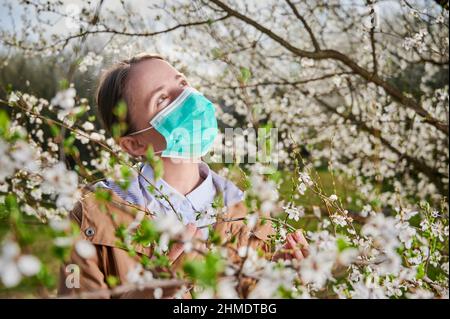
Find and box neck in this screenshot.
[160,158,202,195]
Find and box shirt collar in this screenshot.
[186,162,216,212]
[139,161,216,212]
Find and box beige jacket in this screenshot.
[57,186,275,298]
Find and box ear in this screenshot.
[118,136,149,157]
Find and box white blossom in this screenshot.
[51,88,76,110]
[0,240,41,288]
[283,203,304,222]
[75,240,96,259]
[17,255,41,276]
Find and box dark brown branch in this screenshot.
[312,94,447,192]
[368,0,378,75]
[216,71,354,89]
[5,14,230,52]
[285,0,321,51]
[208,0,449,135]
[58,279,185,299]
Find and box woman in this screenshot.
[58,53,308,298]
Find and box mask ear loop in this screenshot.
[126,126,165,159]
[127,125,154,136]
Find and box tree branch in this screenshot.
[312,94,447,192]
[285,0,321,51]
[4,14,230,52]
[208,0,449,135]
[368,0,378,75]
[216,71,354,89]
[58,279,185,299]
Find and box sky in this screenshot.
[0,0,443,55]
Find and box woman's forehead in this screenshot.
[125,58,179,108]
[129,58,178,88]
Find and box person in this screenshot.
[57,53,309,298]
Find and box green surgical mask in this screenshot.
[128,87,218,159]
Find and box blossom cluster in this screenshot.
[0,0,448,299]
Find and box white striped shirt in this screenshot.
[94,162,244,238]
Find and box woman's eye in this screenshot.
[157,95,167,105]
[180,80,188,87]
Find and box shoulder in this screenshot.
[68,185,98,226]
[72,184,143,225]
[209,169,245,207]
[68,185,150,253]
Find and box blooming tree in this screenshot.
[0,0,448,298]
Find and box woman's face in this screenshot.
[119,58,189,157]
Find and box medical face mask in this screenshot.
[128,87,218,159]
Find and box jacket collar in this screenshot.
[96,162,245,214]
[79,178,273,256]
[139,162,216,213]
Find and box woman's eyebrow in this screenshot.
[175,73,186,79]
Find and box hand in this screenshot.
[272,230,309,261]
[167,223,203,264]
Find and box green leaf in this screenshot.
[154,253,170,268]
[140,255,152,268]
[106,275,120,288]
[95,188,112,202]
[416,263,425,280]
[114,224,127,241]
[147,184,155,194]
[113,100,128,120]
[183,252,224,288]
[146,145,164,180]
[111,122,128,138]
[116,165,134,191]
[238,67,251,84]
[52,245,70,261]
[133,219,159,246]
[0,109,10,138]
[49,124,60,137]
[59,79,69,90]
[37,265,56,289]
[208,228,222,245]
[63,134,76,149]
[212,193,224,209]
[5,194,20,220]
[153,158,164,181]
[336,237,350,252]
[146,145,155,162]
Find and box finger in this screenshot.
[237,225,250,248]
[168,243,184,262]
[194,228,204,239]
[182,223,197,241]
[284,234,293,248]
[281,253,290,260]
[192,228,206,250]
[293,230,309,257]
[169,224,197,262]
[273,234,297,262]
[271,250,283,262]
[283,234,297,255]
[273,249,291,261]
[287,234,304,260]
[293,230,308,246]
